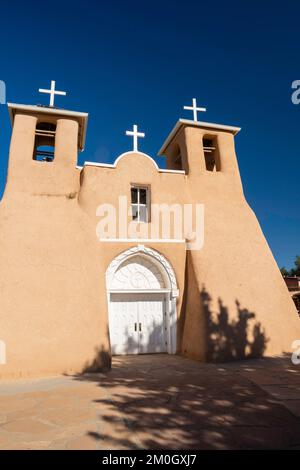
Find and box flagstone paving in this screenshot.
[0,354,299,449]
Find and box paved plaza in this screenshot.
[0,354,299,449]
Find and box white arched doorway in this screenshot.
[106,246,179,355]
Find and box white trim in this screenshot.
[84,161,115,168]
[115,151,158,169]
[159,168,185,174]
[7,102,88,119]
[99,238,186,243]
[109,289,171,294]
[158,118,241,156]
[85,151,159,170]
[83,153,186,175]
[106,245,179,297]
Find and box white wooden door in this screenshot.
[138,294,167,354]
[109,293,166,355]
[109,294,139,355]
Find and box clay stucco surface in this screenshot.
[0,110,299,378]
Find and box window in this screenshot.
[33,122,56,162]
[131,186,149,222]
[203,136,221,172]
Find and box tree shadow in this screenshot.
[69,287,300,450]
[80,346,111,373]
[79,319,167,374]
[72,353,300,450]
[200,286,268,362]
[66,285,300,450]
[78,285,268,373]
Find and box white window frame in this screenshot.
[131,185,150,223]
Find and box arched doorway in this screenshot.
[106,246,179,355]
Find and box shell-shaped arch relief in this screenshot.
[110,255,166,290]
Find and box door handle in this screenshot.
[139,323,142,331]
[134,323,137,331]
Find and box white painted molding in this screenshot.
[99,238,186,243]
[109,289,171,294]
[84,161,115,168]
[159,168,185,174]
[83,152,186,175]
[114,151,158,169]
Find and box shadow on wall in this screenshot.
[80,346,111,373]
[77,282,268,373]
[113,323,167,355]
[79,326,112,373]
[77,316,168,374]
[200,285,268,362]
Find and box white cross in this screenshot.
[125,124,145,152]
[38,80,67,107]
[183,98,206,122]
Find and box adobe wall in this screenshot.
[78,153,189,353]
[0,111,299,378]
[168,126,300,361]
[0,115,111,378]
[0,129,188,377]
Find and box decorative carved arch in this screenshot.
[106,245,179,298]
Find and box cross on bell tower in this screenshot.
[183,98,206,122]
[38,80,67,107]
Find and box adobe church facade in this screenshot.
[0,91,299,378]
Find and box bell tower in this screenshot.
[4,100,88,199]
[0,84,111,379]
[158,118,242,185]
[158,103,300,361]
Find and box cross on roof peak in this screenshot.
[38,80,67,107]
[183,98,206,122]
[125,124,145,152]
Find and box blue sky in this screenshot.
[0,0,299,269]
